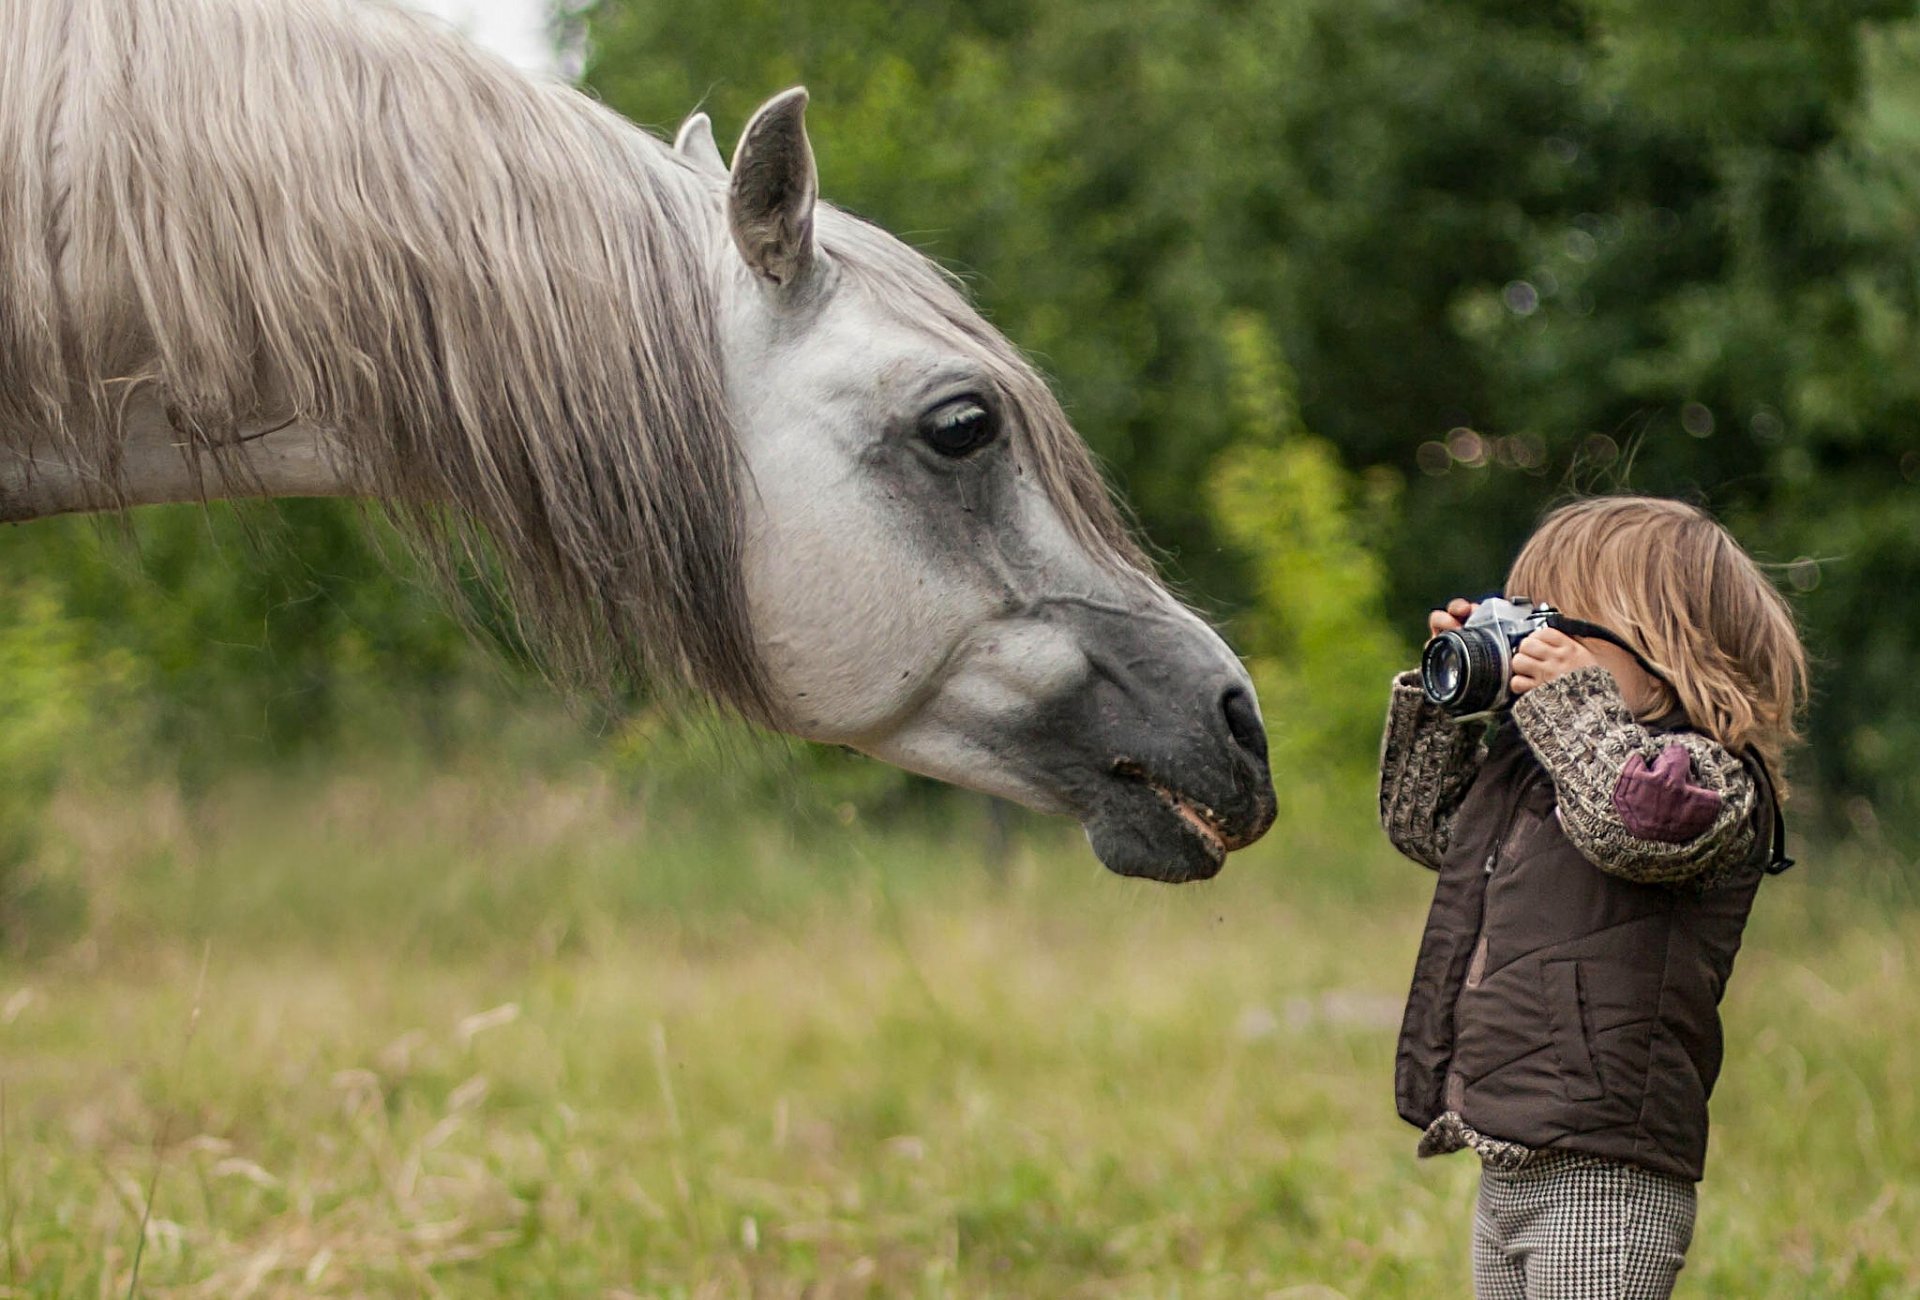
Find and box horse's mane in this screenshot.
[0,0,1146,718]
[3,0,766,709]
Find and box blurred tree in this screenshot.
[1335,0,1920,828]
[0,505,488,776]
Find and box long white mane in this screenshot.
[0,0,1144,714]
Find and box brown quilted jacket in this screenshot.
[1380,666,1785,1181]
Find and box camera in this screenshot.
[1420,596,1558,719]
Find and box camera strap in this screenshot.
[1745,744,1796,874]
[1543,614,1675,694]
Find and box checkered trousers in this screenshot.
[1472,1151,1697,1299]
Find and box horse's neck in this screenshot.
[1,401,351,524]
[3,161,717,528]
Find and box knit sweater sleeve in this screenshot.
[1511,664,1757,884]
[1379,671,1486,871]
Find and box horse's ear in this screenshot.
[728,87,818,290]
[674,111,726,177]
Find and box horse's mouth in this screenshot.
[1109,758,1255,873]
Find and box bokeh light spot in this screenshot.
[1510,432,1548,470]
[1446,427,1487,466]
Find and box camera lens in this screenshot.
[1420,628,1510,717]
[1425,639,1466,699]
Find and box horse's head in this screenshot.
[0,0,1268,883]
[682,90,1275,882]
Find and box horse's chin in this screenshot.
[1079,760,1275,882]
[1078,792,1221,884]
[1083,812,1227,882]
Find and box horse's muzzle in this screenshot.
[1080,680,1277,883]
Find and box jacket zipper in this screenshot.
[1466,832,1507,987]
[1446,767,1535,1105]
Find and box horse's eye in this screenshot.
[919,398,998,458]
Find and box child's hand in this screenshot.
[1428,598,1476,638]
[1511,627,1600,695]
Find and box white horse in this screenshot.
[0,0,1275,880]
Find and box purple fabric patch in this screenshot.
[1612,744,1722,843]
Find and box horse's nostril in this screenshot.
[1220,685,1269,766]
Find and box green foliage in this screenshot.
[1209,313,1407,797]
[1262,0,1920,829]
[607,705,922,825]
[0,579,133,949]
[0,505,495,774]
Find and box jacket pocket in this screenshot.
[1542,959,1605,1102]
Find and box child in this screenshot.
[1379,495,1807,1299]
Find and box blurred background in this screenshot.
[5,0,1919,1295]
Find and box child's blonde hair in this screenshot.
[1507,495,1808,778]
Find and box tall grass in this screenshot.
[2,745,1916,1297]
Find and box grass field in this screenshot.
[4,754,1918,1297]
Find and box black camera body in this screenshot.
[1420,596,1558,719]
